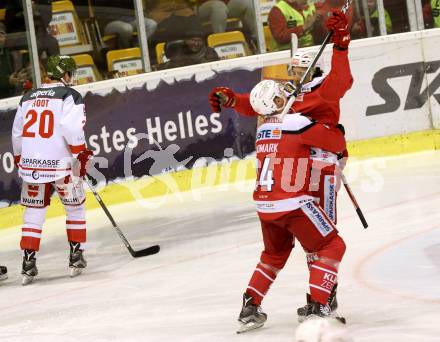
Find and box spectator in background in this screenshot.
[423,0,440,28]
[195,0,258,50]
[148,0,194,25]
[9,61,47,95]
[268,0,318,50]
[4,0,59,61]
[154,17,218,70]
[0,22,17,98]
[150,1,197,49]
[313,0,364,41]
[33,0,59,60]
[100,0,158,49]
[367,0,392,35]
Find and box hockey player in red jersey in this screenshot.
[235,79,347,333]
[12,55,93,285]
[210,10,352,225]
[208,11,352,331]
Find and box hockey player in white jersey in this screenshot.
[12,55,93,285]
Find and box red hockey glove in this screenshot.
[326,10,351,50]
[75,149,93,177]
[208,87,236,113]
[14,155,21,168]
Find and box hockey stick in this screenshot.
[340,173,368,229]
[287,33,299,76]
[280,0,353,117]
[84,174,160,258]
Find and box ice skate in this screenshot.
[327,284,338,312]
[0,265,8,281]
[298,283,339,319]
[297,297,346,324]
[69,242,87,277]
[21,250,38,286]
[237,293,267,334]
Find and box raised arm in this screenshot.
[208,87,258,117]
[319,48,353,102]
[319,10,353,102]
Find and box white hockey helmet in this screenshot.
[290,49,321,70]
[250,79,286,116]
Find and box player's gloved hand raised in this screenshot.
[326,10,351,50]
[208,87,236,113]
[74,149,94,177]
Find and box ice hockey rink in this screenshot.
[0,150,439,342]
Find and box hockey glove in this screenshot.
[14,155,21,169]
[75,149,94,178]
[326,10,351,50]
[209,87,236,113]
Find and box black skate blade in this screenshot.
[237,321,264,334]
[130,244,160,258]
[298,314,346,325]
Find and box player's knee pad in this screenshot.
[260,247,292,270]
[23,206,47,228]
[317,235,346,268]
[65,203,86,220]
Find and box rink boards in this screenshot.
[1,29,440,221]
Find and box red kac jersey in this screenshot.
[254,114,345,220]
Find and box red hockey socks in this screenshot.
[309,235,346,304]
[309,260,338,304]
[246,263,278,305]
[65,205,86,243]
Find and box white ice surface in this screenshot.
[1,151,440,342]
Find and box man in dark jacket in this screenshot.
[155,19,218,70]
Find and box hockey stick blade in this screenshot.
[84,174,161,257]
[129,244,160,258]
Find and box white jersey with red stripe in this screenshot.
[254,114,345,220]
[12,82,86,183]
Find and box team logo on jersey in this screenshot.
[30,89,56,98]
[57,187,67,198]
[32,170,40,180]
[324,176,336,222]
[27,185,39,198]
[256,127,282,141]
